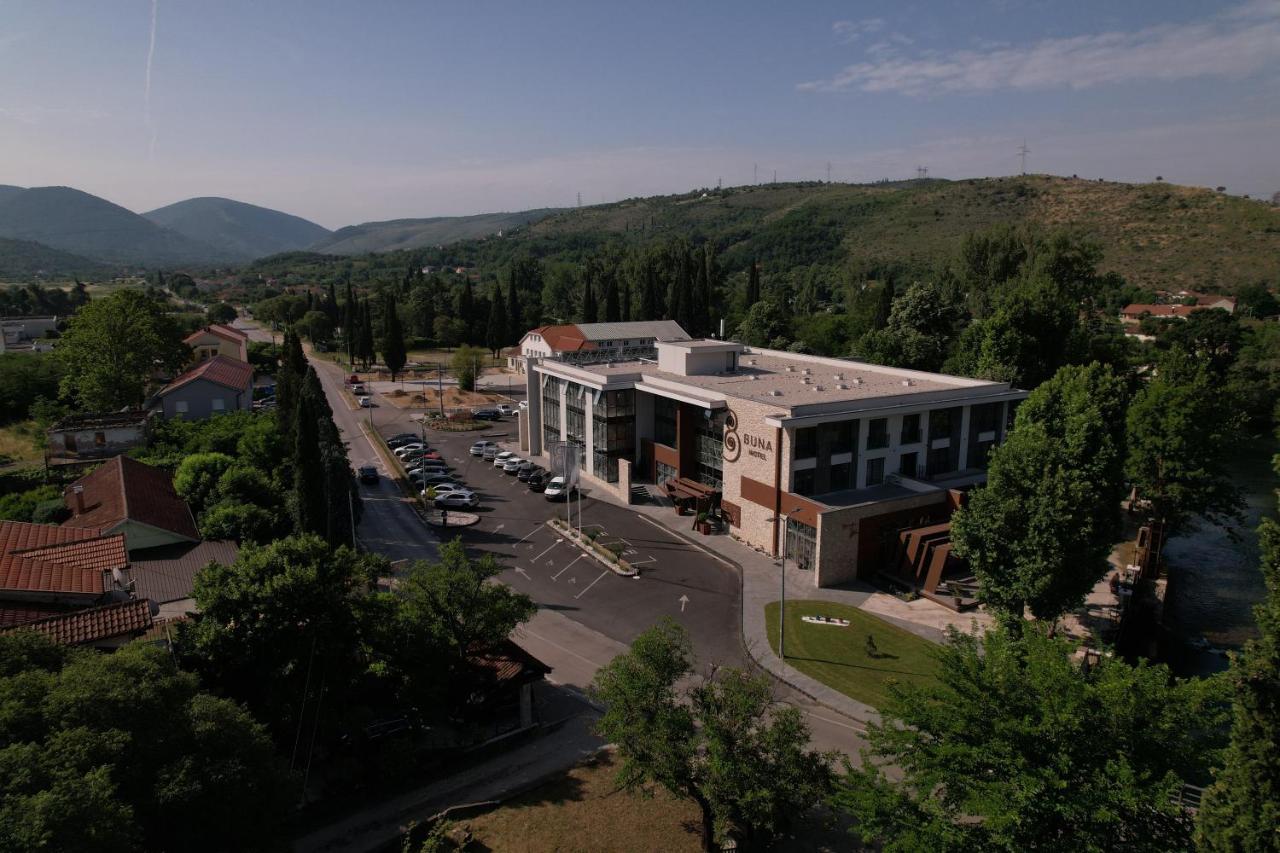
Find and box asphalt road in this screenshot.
[236,323,866,754]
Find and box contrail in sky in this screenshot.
[144,0,158,158]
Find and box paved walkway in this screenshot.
[599,489,995,726]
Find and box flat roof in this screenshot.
[535,346,1020,417]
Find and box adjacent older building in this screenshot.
[511,320,690,373]
[520,340,1027,588]
[46,411,152,464]
[184,323,249,363]
[151,354,253,419]
[0,315,58,353]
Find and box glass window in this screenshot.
[823,420,855,451]
[792,468,815,496]
[829,461,853,491]
[591,389,636,484]
[867,418,889,450]
[794,427,817,460]
[211,398,226,412]
[695,413,724,490]
[654,396,677,447]
[785,517,816,571]
[866,457,885,487]
[929,407,953,438]
[656,460,677,487]
[899,452,919,478]
[900,413,921,444]
[175,401,189,414]
[94,432,106,447]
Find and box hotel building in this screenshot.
[518,340,1027,588]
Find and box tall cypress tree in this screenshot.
[604,275,620,323]
[640,258,658,320]
[674,255,694,332]
[325,281,339,325]
[276,330,307,450]
[703,246,719,334]
[621,278,632,322]
[459,280,476,336]
[485,284,507,357]
[506,271,522,344]
[382,296,407,382]
[745,259,761,307]
[582,277,598,324]
[290,368,329,537]
[359,299,375,369]
[691,253,709,336]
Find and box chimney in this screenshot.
[71,484,85,514]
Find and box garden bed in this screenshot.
[548,518,638,576]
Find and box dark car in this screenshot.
[472,409,501,421]
[387,434,420,449]
[358,466,379,484]
[526,472,547,492]
[516,462,540,482]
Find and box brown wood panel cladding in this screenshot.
[720,500,742,527]
[739,475,776,509]
[653,442,679,469]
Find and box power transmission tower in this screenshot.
[753,163,758,184]
[772,169,776,184]
[916,165,928,179]
[1018,140,1030,175]
[576,192,581,208]
[826,162,832,183]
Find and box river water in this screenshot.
[1163,438,1276,672]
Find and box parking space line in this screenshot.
[573,570,610,600]
[552,554,583,580]
[530,539,563,563]
[514,526,541,545]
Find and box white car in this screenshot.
[543,476,569,500]
[493,450,516,468]
[358,396,373,408]
[496,404,514,416]
[421,482,468,497]
[502,456,523,474]
[394,443,425,459]
[518,400,528,410]
[482,445,500,461]
[470,440,497,457]
[434,491,479,509]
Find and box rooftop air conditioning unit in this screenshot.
[836,383,849,390]
[852,377,863,385]
[813,385,824,392]
[802,368,811,375]
[748,374,759,381]
[746,358,757,366]
[769,389,783,397]
[801,377,811,384]
[834,373,844,380]
[784,365,795,372]
[902,379,913,387]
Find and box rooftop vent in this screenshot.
[813,385,824,392]
[801,377,811,384]
[833,373,844,381]
[769,389,784,397]
[748,374,759,381]
[852,377,863,385]
[801,368,811,376]
[836,383,849,390]
[784,365,795,372]
[902,379,913,387]
[746,358,757,366]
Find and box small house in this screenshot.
[152,355,253,419]
[46,411,152,463]
[183,323,249,363]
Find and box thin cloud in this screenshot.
[799,1,1280,95]
[144,0,158,158]
[832,18,884,43]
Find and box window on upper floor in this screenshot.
[900,413,921,444]
[867,418,889,450]
[792,468,816,496]
[794,427,817,460]
[866,456,885,487]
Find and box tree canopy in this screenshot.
[56,289,190,411]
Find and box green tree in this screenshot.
[735,298,789,348]
[581,276,598,324]
[484,284,507,358]
[451,344,483,392]
[951,364,1128,624]
[853,280,958,371]
[381,296,407,381]
[505,271,522,343]
[592,620,834,851]
[199,500,281,544]
[0,353,64,424]
[603,273,620,323]
[0,634,290,852]
[358,299,376,369]
[1126,366,1244,543]
[640,257,660,320]
[298,309,334,346]
[744,259,761,307]
[1161,308,1241,377]
[947,277,1083,388]
[56,289,190,410]
[1235,282,1280,319]
[207,302,237,324]
[834,625,1226,853]
[1196,504,1280,850]
[173,452,236,517]
[290,368,331,537]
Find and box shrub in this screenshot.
[0,485,62,522]
[31,499,71,525]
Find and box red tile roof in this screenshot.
[1,598,154,646]
[527,325,595,353]
[1120,303,1196,319]
[129,540,238,603]
[184,323,248,345]
[63,456,199,543]
[469,640,552,687]
[0,520,124,596]
[158,354,253,396]
[0,603,62,628]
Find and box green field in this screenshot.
[765,600,940,708]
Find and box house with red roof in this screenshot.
[1,598,156,650]
[63,455,199,552]
[151,354,253,419]
[184,323,249,363]
[512,320,690,373]
[0,520,130,622]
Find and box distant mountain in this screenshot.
[0,186,25,205]
[0,237,115,281]
[0,186,226,266]
[143,196,332,262]
[311,208,561,254]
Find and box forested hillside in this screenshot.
[0,237,115,282]
[311,208,561,255]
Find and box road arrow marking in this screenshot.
[568,577,576,585]
[515,526,540,545]
[679,594,690,613]
[494,523,506,532]
[514,567,531,580]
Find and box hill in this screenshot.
[143,196,332,261]
[0,237,115,281]
[311,208,562,255]
[0,186,226,267]
[515,176,1280,291]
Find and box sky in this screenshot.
[1,0,1278,228]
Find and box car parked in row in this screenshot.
[470,440,498,456]
[482,444,500,461]
[516,462,540,481]
[421,482,468,497]
[543,476,574,501]
[412,472,457,488]
[473,408,502,421]
[502,456,524,474]
[492,450,516,468]
[393,443,425,458]
[526,472,547,492]
[387,433,420,449]
[434,491,479,509]
[496,404,514,416]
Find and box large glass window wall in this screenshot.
[592,389,636,483]
[785,517,817,571]
[654,396,677,447]
[694,413,724,490]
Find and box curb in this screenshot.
[547,519,639,577]
[633,509,878,727]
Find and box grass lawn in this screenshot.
[450,751,858,852]
[765,600,940,708]
[0,421,43,466]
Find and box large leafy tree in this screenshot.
[56,289,190,410]
[592,620,834,851]
[947,277,1083,388]
[0,634,290,853]
[951,363,1128,624]
[834,625,1226,853]
[854,279,958,371]
[1126,362,1243,543]
[1196,493,1280,850]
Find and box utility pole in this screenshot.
[576,191,581,208]
[753,163,758,184]
[1018,139,1030,175]
[826,162,832,183]
[772,169,777,184]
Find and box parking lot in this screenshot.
[378,418,745,667]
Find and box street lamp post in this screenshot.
[773,506,804,660]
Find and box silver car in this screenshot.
[493,450,516,468]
